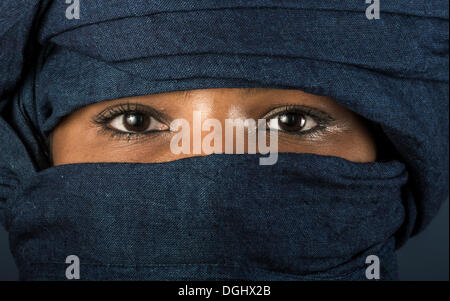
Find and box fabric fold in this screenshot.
[0,0,448,280]
[6,154,407,280]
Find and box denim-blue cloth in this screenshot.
[3,154,406,280]
[0,1,448,280]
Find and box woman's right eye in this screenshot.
[108,112,169,133]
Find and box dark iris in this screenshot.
[123,113,150,132]
[278,112,306,132]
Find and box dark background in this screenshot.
[0,200,448,281]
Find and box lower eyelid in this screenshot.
[99,127,168,143]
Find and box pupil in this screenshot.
[278,113,306,131]
[124,113,149,131]
[279,113,298,126]
[126,114,143,126]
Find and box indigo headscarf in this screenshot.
[0,1,448,280]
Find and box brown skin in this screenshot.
[51,88,376,165]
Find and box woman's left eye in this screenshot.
[267,111,318,133]
[108,112,169,133]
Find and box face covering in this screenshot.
[4,154,407,280]
[0,1,448,280]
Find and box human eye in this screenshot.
[264,105,334,136]
[92,103,170,140]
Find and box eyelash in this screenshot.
[91,103,334,141]
[91,103,170,141]
[263,105,333,136]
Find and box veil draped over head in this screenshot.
[0,1,448,280]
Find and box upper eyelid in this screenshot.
[261,105,334,123]
[93,103,172,125]
[92,103,333,125]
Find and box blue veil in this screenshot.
[0,1,448,280]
